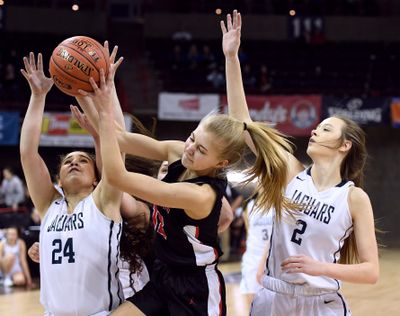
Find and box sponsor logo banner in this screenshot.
[158,93,220,121]
[0,112,19,145]
[40,112,132,147]
[390,98,400,128]
[322,97,390,124]
[221,95,321,136]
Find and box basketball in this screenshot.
[49,36,109,96]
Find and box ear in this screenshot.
[339,140,352,153]
[93,180,99,187]
[216,159,229,169]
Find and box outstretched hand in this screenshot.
[20,52,53,96]
[104,41,124,82]
[221,10,242,59]
[78,69,113,114]
[70,104,99,138]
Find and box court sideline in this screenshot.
[0,248,399,315]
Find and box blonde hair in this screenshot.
[201,114,297,219]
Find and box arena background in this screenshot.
[0,1,399,314]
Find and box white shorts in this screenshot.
[250,275,351,316]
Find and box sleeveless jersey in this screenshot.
[266,167,354,291]
[245,199,273,254]
[152,159,227,268]
[3,240,22,274]
[39,192,123,316]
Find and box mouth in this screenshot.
[69,167,80,173]
[309,138,316,144]
[183,152,193,163]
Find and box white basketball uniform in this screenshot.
[40,192,123,316]
[251,168,353,316]
[240,199,273,294]
[118,258,149,299]
[3,240,23,275]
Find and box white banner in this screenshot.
[40,112,132,147]
[158,92,220,121]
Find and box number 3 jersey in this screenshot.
[266,167,354,291]
[39,191,123,316]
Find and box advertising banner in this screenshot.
[390,98,400,128]
[40,112,132,147]
[0,112,19,145]
[322,97,390,125]
[221,95,322,136]
[158,93,220,121]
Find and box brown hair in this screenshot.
[334,115,368,264]
[335,115,367,188]
[201,114,297,219]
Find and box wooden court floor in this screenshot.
[1,248,399,316]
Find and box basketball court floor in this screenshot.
[1,248,399,315]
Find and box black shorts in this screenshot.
[126,259,226,316]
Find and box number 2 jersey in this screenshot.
[152,159,227,268]
[266,167,354,291]
[39,191,123,316]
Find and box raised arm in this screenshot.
[221,10,304,181]
[87,71,217,219]
[221,10,250,122]
[76,43,183,163]
[20,53,57,215]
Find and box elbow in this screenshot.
[367,269,379,284]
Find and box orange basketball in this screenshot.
[49,36,109,96]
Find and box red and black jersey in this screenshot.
[151,159,227,268]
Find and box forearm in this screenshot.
[98,110,126,184]
[112,85,126,130]
[225,56,251,121]
[20,94,46,156]
[323,262,379,284]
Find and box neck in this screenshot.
[64,190,92,213]
[310,158,343,191]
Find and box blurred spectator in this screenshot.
[187,44,201,70]
[259,64,271,93]
[0,167,25,211]
[199,44,217,69]
[22,185,41,227]
[242,63,257,88]
[171,44,186,70]
[206,65,225,89]
[0,227,33,288]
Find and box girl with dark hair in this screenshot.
[221,10,379,316]
[20,48,125,315]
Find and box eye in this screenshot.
[189,136,194,142]
[198,147,205,154]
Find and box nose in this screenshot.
[311,129,317,137]
[186,143,195,155]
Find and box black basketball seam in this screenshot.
[79,37,110,70]
[51,55,91,84]
[59,43,101,72]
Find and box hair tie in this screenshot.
[243,122,247,131]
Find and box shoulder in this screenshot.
[348,186,372,218]
[348,186,370,204]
